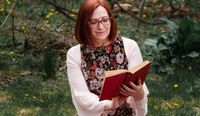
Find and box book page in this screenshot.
[105,69,127,77]
[129,60,150,74]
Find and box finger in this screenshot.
[120,88,137,97]
[122,84,135,93]
[119,87,132,96]
[138,79,142,86]
[119,87,127,93]
[119,90,129,97]
[129,82,138,89]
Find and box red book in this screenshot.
[99,60,151,101]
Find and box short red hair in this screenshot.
[75,0,117,46]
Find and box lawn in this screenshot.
[0,71,76,116]
[0,65,199,115]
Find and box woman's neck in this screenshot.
[93,38,111,47]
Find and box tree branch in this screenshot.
[0,0,17,28]
[167,12,200,18]
[113,1,166,25]
[12,12,16,47]
[43,0,77,21]
[113,1,200,25]
[137,0,146,28]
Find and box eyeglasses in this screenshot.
[89,17,112,28]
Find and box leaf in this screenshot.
[159,4,172,13]
[174,4,190,15]
[184,33,200,52]
[149,0,158,4]
[158,43,168,51]
[186,52,199,58]
[171,58,177,64]
[144,39,158,48]
[179,17,192,33]
[160,18,178,32]
[191,22,200,33]
[19,71,31,76]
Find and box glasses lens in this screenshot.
[89,17,111,28]
[90,19,99,25]
[102,18,110,25]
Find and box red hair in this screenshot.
[75,0,117,46]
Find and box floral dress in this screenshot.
[80,36,136,116]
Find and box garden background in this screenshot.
[0,0,200,115]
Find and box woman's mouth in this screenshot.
[96,31,105,35]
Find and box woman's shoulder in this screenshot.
[121,36,138,47]
[67,44,81,54]
[67,44,81,57]
[66,44,81,64]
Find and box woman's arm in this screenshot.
[67,45,119,113]
[123,37,149,115]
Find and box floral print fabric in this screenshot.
[80,36,136,116]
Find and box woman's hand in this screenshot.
[111,96,127,108]
[119,80,144,101]
[103,96,127,111]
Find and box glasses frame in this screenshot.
[88,17,112,28]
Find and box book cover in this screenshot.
[99,60,151,101]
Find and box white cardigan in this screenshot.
[66,37,149,116]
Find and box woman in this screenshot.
[66,0,149,115]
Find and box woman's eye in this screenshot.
[102,18,109,22]
[91,20,98,24]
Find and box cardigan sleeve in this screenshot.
[66,45,113,113]
[123,37,150,116]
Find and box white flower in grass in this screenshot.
[116,52,124,64]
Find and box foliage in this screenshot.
[177,17,200,54]
[143,17,200,73]
[38,47,57,80]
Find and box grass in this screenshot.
[147,67,200,116]
[0,66,199,116]
[0,72,76,116]
[0,46,199,115]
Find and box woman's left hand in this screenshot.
[119,80,144,101]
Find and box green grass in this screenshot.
[0,67,199,116]
[0,72,76,116]
[147,68,200,116]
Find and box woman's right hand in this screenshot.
[103,96,126,113]
[103,96,126,110]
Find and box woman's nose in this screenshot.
[97,22,104,30]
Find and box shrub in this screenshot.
[143,17,200,73]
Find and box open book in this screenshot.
[99,60,151,101]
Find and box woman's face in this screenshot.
[89,6,111,42]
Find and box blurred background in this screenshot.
[0,0,200,115]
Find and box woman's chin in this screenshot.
[95,38,108,42]
[94,35,108,40]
